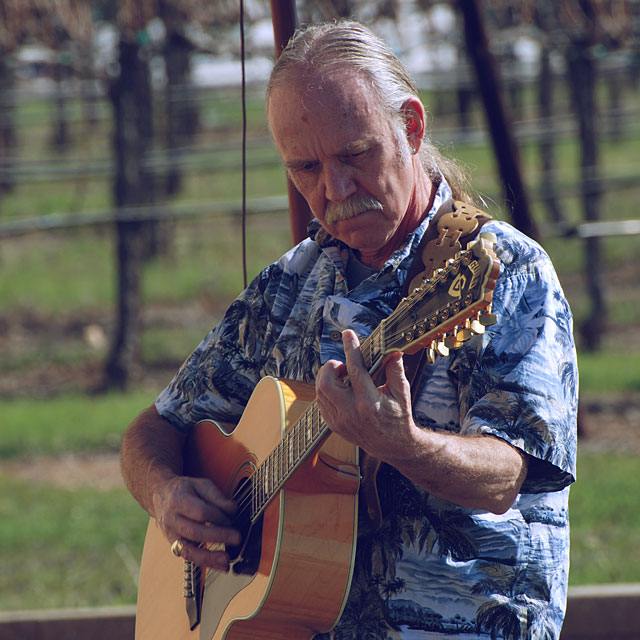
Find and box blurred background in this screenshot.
[0,0,639,615]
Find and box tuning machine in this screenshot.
[470,318,486,334]
[444,332,463,350]
[478,310,498,327]
[425,345,437,364]
[435,341,450,358]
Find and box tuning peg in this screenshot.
[470,319,485,334]
[455,327,474,342]
[444,335,463,349]
[425,346,436,364]
[435,341,450,357]
[478,312,498,327]
[446,257,460,273]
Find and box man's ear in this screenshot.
[401,97,426,153]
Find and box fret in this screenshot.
[367,327,382,374]
[251,467,257,512]
[312,406,320,440]
[305,410,313,445]
[277,440,285,486]
[287,430,295,468]
[293,422,299,466]
[251,467,262,517]
[250,470,256,518]
[362,335,372,370]
[263,454,271,499]
[270,450,276,495]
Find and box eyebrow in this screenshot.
[341,136,376,155]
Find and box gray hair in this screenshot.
[266,20,472,202]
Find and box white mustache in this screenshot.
[324,194,383,223]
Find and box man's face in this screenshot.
[268,73,417,257]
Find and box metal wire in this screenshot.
[240,0,248,289]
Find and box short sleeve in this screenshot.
[155,263,283,431]
[454,222,578,493]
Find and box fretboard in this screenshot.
[250,322,386,522]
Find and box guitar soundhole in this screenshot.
[227,476,263,576]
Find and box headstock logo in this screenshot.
[448,273,467,298]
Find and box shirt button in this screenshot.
[330,330,342,342]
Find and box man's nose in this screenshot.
[323,163,356,202]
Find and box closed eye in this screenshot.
[340,146,373,164]
[288,160,318,173]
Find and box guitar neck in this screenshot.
[251,327,385,521]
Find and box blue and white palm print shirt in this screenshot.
[156,179,578,640]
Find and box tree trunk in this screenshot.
[457,85,474,131]
[0,55,17,195]
[606,65,623,140]
[566,44,606,350]
[457,0,540,242]
[538,46,563,224]
[50,60,70,150]
[104,39,155,390]
[164,29,197,197]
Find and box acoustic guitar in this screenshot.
[135,232,500,640]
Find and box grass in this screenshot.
[579,351,640,393]
[0,391,154,458]
[0,475,147,611]
[569,451,640,585]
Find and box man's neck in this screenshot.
[356,176,436,269]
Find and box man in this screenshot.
[122,20,577,639]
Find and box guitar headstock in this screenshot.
[382,232,500,362]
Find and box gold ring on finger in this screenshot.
[171,539,185,557]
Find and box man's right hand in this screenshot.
[152,474,241,571]
[120,404,242,571]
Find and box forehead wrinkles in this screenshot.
[275,70,380,124]
[269,73,393,164]
[310,72,377,116]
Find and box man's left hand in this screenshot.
[315,329,419,462]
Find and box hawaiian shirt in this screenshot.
[156,179,578,640]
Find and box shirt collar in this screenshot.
[307,176,453,273]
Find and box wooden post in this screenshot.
[457,0,540,242]
[269,0,313,246]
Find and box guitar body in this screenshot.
[136,376,360,640]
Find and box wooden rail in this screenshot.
[1,584,639,640]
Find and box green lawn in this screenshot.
[0,475,147,611]
[569,451,640,585]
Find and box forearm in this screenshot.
[385,427,528,514]
[120,404,186,517]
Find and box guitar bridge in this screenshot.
[183,560,202,630]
